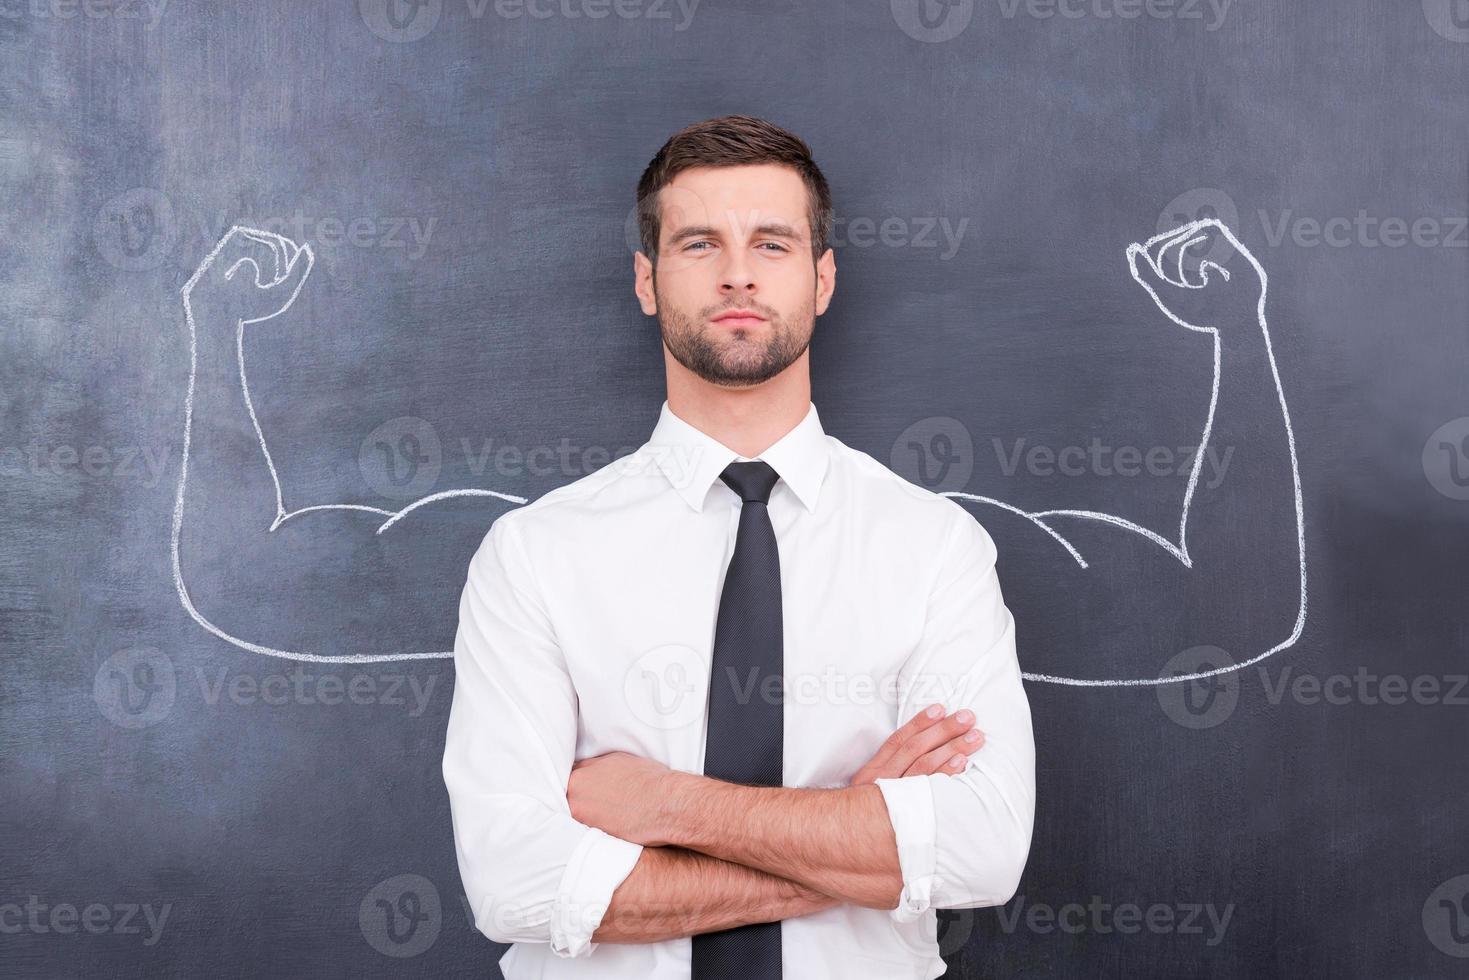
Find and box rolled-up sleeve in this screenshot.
[874,511,1036,921]
[443,515,644,957]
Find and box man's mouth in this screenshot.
[711,309,768,328]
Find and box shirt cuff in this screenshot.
[548,827,645,958]
[874,775,941,923]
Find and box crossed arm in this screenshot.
[443,511,1034,957]
[576,706,988,944]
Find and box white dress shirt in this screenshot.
[442,399,1035,979]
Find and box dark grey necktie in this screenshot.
[691,460,784,980]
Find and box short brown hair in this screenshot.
[635,114,833,267]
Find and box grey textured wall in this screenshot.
[3,1,1468,976]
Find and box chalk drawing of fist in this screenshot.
[1127,219,1266,334]
[182,225,315,326]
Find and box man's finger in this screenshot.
[907,729,985,777]
[864,703,947,771]
[886,709,976,773]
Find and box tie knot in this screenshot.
[720,460,780,504]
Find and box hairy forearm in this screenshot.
[592,845,839,944]
[660,774,903,909]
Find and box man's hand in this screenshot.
[567,751,677,846]
[849,703,985,786]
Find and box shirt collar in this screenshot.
[644,399,830,514]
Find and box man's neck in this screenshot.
[664,351,812,460]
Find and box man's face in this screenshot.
[635,163,836,388]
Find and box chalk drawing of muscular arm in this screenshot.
[941,218,1306,686]
[173,226,525,663]
[174,218,1304,681]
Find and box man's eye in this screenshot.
[683,241,787,252]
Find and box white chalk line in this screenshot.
[938,494,1091,568]
[946,219,1307,687]
[172,225,525,664]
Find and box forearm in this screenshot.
[593,845,839,944]
[660,774,903,910]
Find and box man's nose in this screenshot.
[718,251,757,293]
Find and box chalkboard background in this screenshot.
[4,1,1468,976]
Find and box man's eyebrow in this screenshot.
[667,222,805,243]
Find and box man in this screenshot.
[442,114,1035,979]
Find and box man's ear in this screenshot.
[633,250,658,316]
[814,247,836,317]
